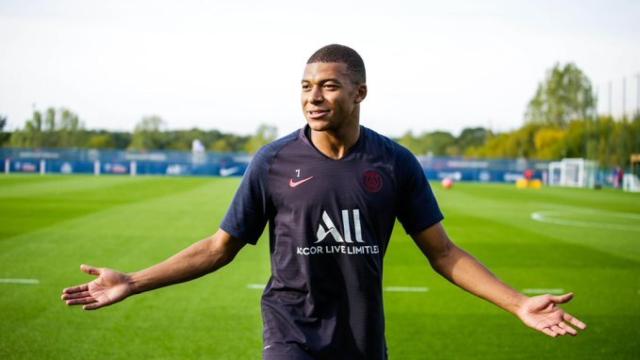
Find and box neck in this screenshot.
[310,120,361,160]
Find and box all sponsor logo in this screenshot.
[297,209,379,256]
[316,210,363,243]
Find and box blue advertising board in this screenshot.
[1,148,550,183]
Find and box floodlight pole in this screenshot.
[594,85,599,116]
[608,81,612,116]
[622,77,627,118]
[636,73,640,115]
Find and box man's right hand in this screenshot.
[61,231,245,311]
[61,264,134,310]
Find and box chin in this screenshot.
[306,118,333,132]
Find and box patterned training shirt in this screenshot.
[221,125,443,359]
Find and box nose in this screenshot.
[308,85,324,104]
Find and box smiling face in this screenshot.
[301,62,367,132]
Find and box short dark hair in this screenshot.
[307,44,366,84]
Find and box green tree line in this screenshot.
[464,115,640,167]
[397,63,640,168]
[393,114,640,168]
[0,108,275,154]
[2,63,638,166]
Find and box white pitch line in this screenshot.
[0,278,40,285]
[531,211,640,232]
[523,288,564,295]
[247,283,265,290]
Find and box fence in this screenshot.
[0,148,250,178]
[2,147,620,187]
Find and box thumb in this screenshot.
[80,264,101,276]
[550,292,573,304]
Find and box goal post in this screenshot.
[548,158,598,188]
[624,154,640,192]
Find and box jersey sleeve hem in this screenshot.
[219,223,259,246]
[404,213,444,236]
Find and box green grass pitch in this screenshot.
[0,175,638,359]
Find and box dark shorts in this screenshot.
[263,342,314,360]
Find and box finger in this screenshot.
[563,313,587,330]
[61,291,91,300]
[83,302,104,311]
[558,322,577,336]
[542,328,557,337]
[551,325,566,336]
[80,264,100,276]
[550,292,573,304]
[66,297,97,306]
[62,284,88,294]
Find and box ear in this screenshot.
[354,84,367,104]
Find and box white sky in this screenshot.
[1,0,639,137]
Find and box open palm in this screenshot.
[61,264,133,310]
[517,293,587,337]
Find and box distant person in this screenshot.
[524,168,534,180]
[62,44,586,359]
[614,167,624,189]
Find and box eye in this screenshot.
[323,84,339,90]
[301,83,311,91]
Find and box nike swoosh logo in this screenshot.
[220,166,239,177]
[289,176,314,187]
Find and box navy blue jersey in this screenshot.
[221,125,443,359]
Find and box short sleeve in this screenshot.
[395,147,444,235]
[220,147,272,245]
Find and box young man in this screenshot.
[62,44,586,359]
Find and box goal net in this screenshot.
[548,158,598,188]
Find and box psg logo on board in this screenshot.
[362,170,383,193]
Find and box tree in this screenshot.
[533,128,566,160]
[58,108,84,147]
[129,115,167,150]
[397,131,422,155]
[466,124,540,159]
[87,134,116,149]
[42,107,59,147]
[456,127,490,151]
[210,138,233,152]
[397,130,456,156]
[525,63,596,127]
[172,129,203,151]
[10,109,44,148]
[0,114,10,146]
[422,131,456,156]
[108,131,133,149]
[9,107,85,148]
[245,124,277,154]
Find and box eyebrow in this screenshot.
[301,78,342,85]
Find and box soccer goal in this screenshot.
[623,154,640,192]
[548,158,598,188]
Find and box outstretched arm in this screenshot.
[61,229,245,310]
[412,222,586,337]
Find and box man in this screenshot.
[62,44,586,359]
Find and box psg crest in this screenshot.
[362,170,382,193]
